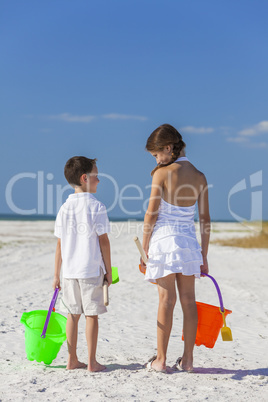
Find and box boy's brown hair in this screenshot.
[64,156,97,187]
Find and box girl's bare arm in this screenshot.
[197,174,211,274]
[142,169,164,254]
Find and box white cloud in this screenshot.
[238,120,268,136]
[238,128,256,136]
[227,120,268,147]
[102,113,147,121]
[47,113,96,123]
[248,142,268,149]
[227,137,249,143]
[39,112,147,123]
[258,121,268,132]
[227,137,268,148]
[219,126,233,135]
[180,126,214,134]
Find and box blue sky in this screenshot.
[1,0,267,221]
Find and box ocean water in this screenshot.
[0,214,236,223]
[0,214,143,222]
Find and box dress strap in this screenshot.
[174,156,189,163]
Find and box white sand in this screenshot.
[0,220,267,401]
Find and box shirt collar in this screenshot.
[68,192,96,200]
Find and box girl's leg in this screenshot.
[66,313,87,369]
[152,273,177,371]
[176,274,197,371]
[86,315,106,372]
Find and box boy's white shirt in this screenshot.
[54,192,110,279]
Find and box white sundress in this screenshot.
[144,157,203,283]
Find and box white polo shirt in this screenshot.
[54,192,110,279]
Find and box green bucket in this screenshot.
[21,310,67,365]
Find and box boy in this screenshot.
[53,156,112,372]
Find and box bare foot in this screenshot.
[87,361,106,372]
[176,357,194,373]
[151,358,166,372]
[146,356,166,372]
[66,359,87,370]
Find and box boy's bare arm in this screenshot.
[99,233,112,286]
[53,238,62,290]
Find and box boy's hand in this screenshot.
[104,272,112,287]
[53,276,61,291]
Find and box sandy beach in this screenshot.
[0,220,267,401]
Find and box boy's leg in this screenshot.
[66,313,87,370]
[176,274,197,371]
[152,273,177,371]
[86,315,106,372]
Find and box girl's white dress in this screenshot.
[144,157,203,283]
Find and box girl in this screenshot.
[141,124,210,373]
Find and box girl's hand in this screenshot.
[53,276,61,291]
[139,257,147,274]
[200,256,209,277]
[104,272,113,286]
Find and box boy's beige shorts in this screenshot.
[60,271,107,316]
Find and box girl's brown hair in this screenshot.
[146,124,186,175]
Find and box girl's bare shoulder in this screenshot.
[151,167,166,182]
[153,163,207,184]
[194,167,208,187]
[183,161,206,178]
[167,160,205,175]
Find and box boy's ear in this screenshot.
[80,173,87,184]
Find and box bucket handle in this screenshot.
[41,288,59,338]
[202,273,224,313]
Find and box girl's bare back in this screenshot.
[161,161,205,207]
